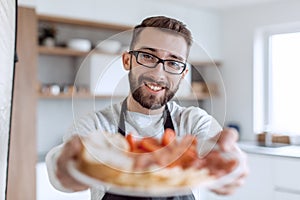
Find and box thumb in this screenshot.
[62,135,83,159]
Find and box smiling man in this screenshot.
[125,26,189,113]
[46,16,248,200]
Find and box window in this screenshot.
[269,32,300,134]
[254,24,300,136]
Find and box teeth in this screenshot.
[146,83,163,91]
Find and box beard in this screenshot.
[128,70,179,110]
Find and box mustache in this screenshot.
[138,76,170,89]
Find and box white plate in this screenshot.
[67,161,216,197]
[67,147,244,197]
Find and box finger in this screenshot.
[56,136,88,191]
[63,135,83,159]
[217,128,239,151]
[57,136,82,171]
[225,175,246,188]
[56,168,89,191]
[210,179,244,195]
[211,187,235,196]
[210,169,248,195]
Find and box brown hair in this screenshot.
[129,16,193,50]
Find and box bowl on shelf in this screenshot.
[95,39,122,54]
[67,38,92,52]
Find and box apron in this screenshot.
[102,99,195,200]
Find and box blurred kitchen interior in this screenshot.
[8,0,300,200]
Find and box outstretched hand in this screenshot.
[56,135,89,191]
[209,128,249,195]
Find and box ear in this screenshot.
[122,52,131,71]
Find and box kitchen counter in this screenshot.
[238,141,300,158]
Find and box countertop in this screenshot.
[238,141,300,158]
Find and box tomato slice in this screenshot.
[140,137,162,152]
[162,128,176,146]
[126,131,216,171]
[125,133,137,152]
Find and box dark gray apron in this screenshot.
[102,99,195,200]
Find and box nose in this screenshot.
[148,62,168,82]
[153,61,165,74]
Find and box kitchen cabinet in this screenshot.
[274,191,300,200]
[273,156,300,199]
[203,153,273,200]
[202,152,300,200]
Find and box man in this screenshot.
[46,16,248,200]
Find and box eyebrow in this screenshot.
[137,47,185,62]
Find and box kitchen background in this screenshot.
[9,0,300,199]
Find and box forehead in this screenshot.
[134,27,188,59]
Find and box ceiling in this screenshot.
[157,0,286,10]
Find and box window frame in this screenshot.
[253,22,300,134]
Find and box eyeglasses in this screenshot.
[129,50,187,75]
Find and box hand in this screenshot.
[56,135,89,191]
[209,128,249,195]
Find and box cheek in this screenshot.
[129,67,146,83]
[169,76,182,87]
[131,65,149,77]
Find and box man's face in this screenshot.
[123,27,189,110]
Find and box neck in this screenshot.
[127,94,165,115]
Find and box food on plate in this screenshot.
[74,129,237,190]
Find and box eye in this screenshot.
[140,52,155,61]
[167,61,182,70]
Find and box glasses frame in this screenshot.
[129,50,187,75]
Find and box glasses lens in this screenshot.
[137,52,158,67]
[164,61,185,74]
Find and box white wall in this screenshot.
[18,0,35,7]
[219,0,300,140]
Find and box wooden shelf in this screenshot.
[38,93,126,100]
[38,46,121,57]
[38,46,89,57]
[38,14,132,31]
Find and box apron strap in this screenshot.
[163,103,174,131]
[117,98,127,136]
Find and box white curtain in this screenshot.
[0,0,16,199]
